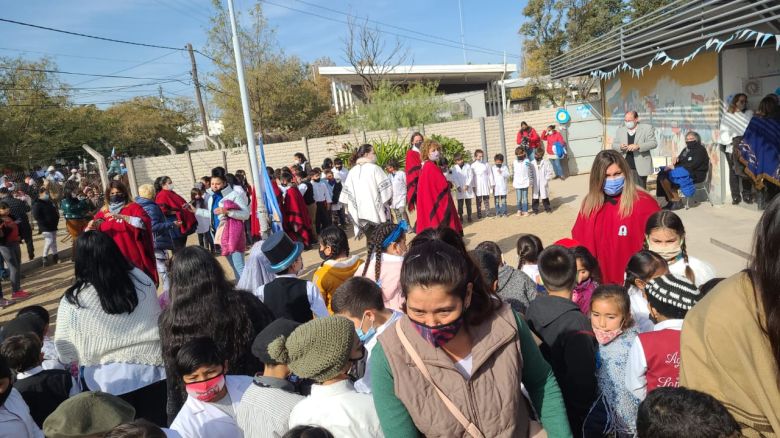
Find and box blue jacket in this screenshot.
[135,196,174,250]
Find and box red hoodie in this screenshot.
[571,191,660,285]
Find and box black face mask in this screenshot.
[318,249,330,260]
[517,155,526,161]
[685,140,698,148]
[109,194,125,204]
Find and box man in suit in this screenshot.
[611,111,658,189]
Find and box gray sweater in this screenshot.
[496,264,537,314]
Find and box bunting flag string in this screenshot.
[590,29,780,80]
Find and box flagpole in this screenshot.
[226,0,270,238]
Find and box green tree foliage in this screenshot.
[627,0,676,21]
[204,1,339,144]
[0,56,196,168]
[103,96,196,157]
[331,134,464,169]
[519,0,627,106]
[338,81,450,132]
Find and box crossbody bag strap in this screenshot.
[394,322,485,438]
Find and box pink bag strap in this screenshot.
[394,322,485,438]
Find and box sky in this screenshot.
[0,0,526,109]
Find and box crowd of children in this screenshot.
[0,142,769,438]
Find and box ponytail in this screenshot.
[680,239,696,284]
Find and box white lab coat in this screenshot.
[450,164,474,200]
[531,159,553,200]
[470,161,494,197]
[491,164,510,196]
[512,158,534,189]
[170,375,252,438]
[388,171,407,209]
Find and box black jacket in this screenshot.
[32,198,60,232]
[677,143,710,184]
[527,295,598,437]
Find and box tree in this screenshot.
[102,96,196,157]
[627,0,676,21]
[204,1,337,144]
[519,0,627,106]
[339,81,450,132]
[343,16,410,98]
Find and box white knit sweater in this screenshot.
[54,268,164,367]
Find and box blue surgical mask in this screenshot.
[603,176,625,196]
[356,313,377,343]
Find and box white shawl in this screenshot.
[342,158,393,228]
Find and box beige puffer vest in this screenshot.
[378,303,530,437]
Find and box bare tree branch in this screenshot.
[343,16,410,99]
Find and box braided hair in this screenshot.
[644,211,695,284]
[362,221,404,281]
[516,234,544,269]
[319,225,349,263]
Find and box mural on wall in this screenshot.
[603,52,721,199]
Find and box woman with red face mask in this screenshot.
[170,337,252,437]
[370,228,572,438]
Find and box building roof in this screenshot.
[318,64,517,85]
[550,0,780,79]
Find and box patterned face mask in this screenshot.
[410,315,464,348]
[593,327,623,345]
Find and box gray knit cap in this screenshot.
[646,273,701,310]
[267,316,356,383]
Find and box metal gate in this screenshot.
[562,101,603,175]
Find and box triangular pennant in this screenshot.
[776,35,780,51]
[672,60,680,68]
[755,32,766,47]
[739,29,751,39]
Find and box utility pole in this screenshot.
[187,43,210,138]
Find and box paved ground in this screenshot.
[0,174,760,326]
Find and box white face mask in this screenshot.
[167,184,174,191]
[429,151,440,161]
[625,120,637,130]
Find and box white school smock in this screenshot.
[388,171,407,209]
[450,164,474,200]
[170,375,252,438]
[470,161,494,197]
[531,159,553,200]
[491,164,510,196]
[512,158,533,189]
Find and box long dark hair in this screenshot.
[103,180,131,209]
[350,144,373,166]
[516,234,543,268]
[402,231,500,326]
[624,250,669,290]
[362,221,405,280]
[153,176,171,193]
[749,194,780,385]
[644,211,695,284]
[159,246,256,409]
[573,246,602,284]
[64,231,141,314]
[319,225,349,262]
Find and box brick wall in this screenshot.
[129,108,559,193]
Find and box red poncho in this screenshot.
[155,189,196,235]
[405,148,422,211]
[95,203,158,285]
[571,192,660,285]
[415,160,463,234]
[283,186,313,247]
[246,184,261,240]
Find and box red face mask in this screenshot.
[410,315,464,348]
[184,373,226,402]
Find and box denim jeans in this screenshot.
[226,251,245,281]
[515,188,529,213]
[550,157,565,179]
[494,195,507,216]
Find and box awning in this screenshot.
[550,0,780,80]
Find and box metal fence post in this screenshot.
[184,151,197,188]
[498,112,507,159]
[479,117,488,156]
[302,137,310,162]
[125,158,139,199]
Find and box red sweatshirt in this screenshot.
[516,128,541,149]
[571,192,660,285]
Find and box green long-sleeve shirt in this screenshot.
[370,311,572,438]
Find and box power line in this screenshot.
[260,0,520,59]
[70,50,182,86]
[287,0,520,58]
[0,17,187,51]
[0,47,185,64]
[0,66,191,83]
[0,18,216,65]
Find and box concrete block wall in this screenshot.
[129,108,560,195]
